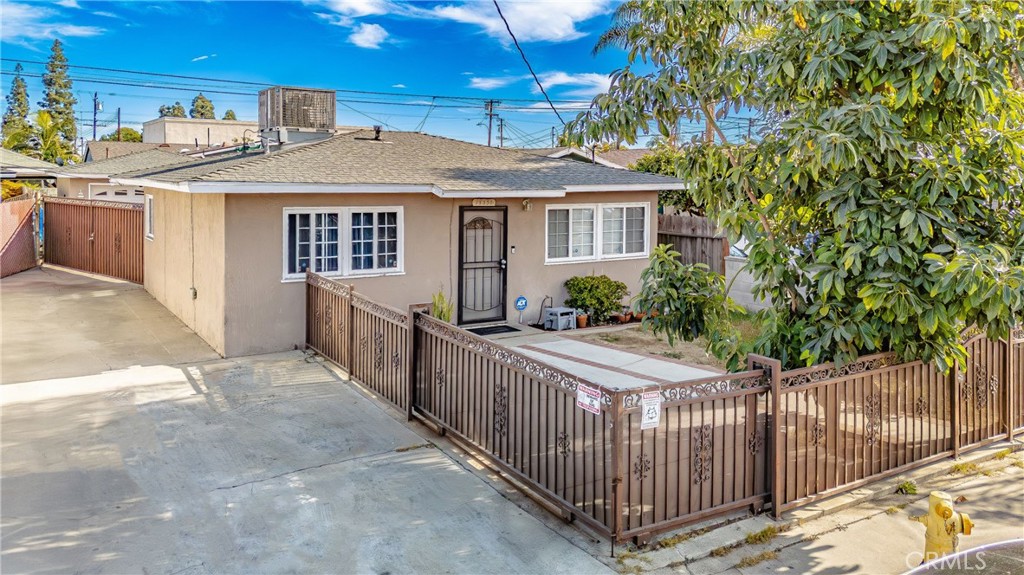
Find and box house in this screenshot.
[53,148,197,203]
[522,146,654,170]
[1,149,57,197]
[110,87,687,358]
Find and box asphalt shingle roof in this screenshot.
[0,148,58,170]
[122,130,684,192]
[59,149,196,177]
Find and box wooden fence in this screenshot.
[306,271,1024,543]
[1,196,38,278]
[657,212,727,275]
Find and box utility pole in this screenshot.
[498,118,505,148]
[551,126,556,147]
[747,118,753,141]
[92,92,101,141]
[117,108,122,142]
[485,100,500,147]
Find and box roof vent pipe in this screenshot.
[374,125,382,140]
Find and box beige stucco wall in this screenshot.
[142,117,258,147]
[56,177,105,199]
[222,191,657,357]
[143,187,226,354]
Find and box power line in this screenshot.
[491,0,565,125]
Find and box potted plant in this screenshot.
[576,312,589,329]
[564,274,629,327]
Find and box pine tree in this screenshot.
[37,39,77,149]
[2,63,31,141]
[190,93,215,119]
[222,109,237,121]
[158,102,187,117]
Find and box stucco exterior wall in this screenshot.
[56,177,105,199]
[142,118,258,147]
[143,187,227,354]
[222,191,657,357]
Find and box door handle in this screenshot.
[499,259,507,270]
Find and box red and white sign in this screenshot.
[575,383,602,415]
[640,391,662,430]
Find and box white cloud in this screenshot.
[469,76,523,90]
[55,0,80,8]
[429,0,612,43]
[391,83,406,88]
[0,3,104,44]
[537,71,611,98]
[92,11,119,18]
[310,0,390,17]
[349,23,389,49]
[191,54,217,62]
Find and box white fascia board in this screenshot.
[563,182,692,192]
[431,189,567,198]
[111,178,190,192]
[186,182,440,194]
[53,172,109,179]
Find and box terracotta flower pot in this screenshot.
[621,312,633,323]
[576,314,589,329]
[633,312,646,321]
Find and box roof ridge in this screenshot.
[194,131,362,181]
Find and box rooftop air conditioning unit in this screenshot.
[258,86,336,133]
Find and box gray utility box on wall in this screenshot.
[543,307,577,331]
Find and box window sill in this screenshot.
[281,270,405,283]
[544,254,648,266]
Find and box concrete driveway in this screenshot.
[1,266,219,384]
[1,269,611,574]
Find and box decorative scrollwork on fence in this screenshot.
[322,305,334,331]
[964,365,998,409]
[622,373,769,408]
[359,335,368,352]
[914,396,928,416]
[556,431,571,458]
[781,355,897,388]
[434,367,446,387]
[959,325,985,343]
[692,424,713,484]
[494,383,508,436]
[372,332,384,371]
[747,431,764,455]
[810,423,826,446]
[415,314,613,406]
[353,294,408,324]
[864,394,881,446]
[633,452,651,480]
[113,232,122,255]
[391,351,401,371]
[65,226,72,244]
[1012,326,1024,344]
[306,273,352,298]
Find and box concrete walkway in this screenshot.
[1,266,219,384]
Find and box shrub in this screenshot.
[431,290,454,323]
[564,274,628,324]
[895,480,918,495]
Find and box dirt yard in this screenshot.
[576,316,762,371]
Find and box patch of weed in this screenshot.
[619,565,643,575]
[710,544,738,557]
[885,504,908,515]
[895,480,918,495]
[994,449,1012,460]
[1012,459,1024,469]
[600,334,622,344]
[736,551,778,568]
[652,527,710,550]
[981,469,997,477]
[950,462,980,475]
[745,525,779,545]
[660,351,685,360]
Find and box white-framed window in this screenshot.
[282,206,404,280]
[545,202,649,264]
[144,195,155,239]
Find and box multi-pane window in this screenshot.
[546,207,594,260]
[284,207,402,279]
[546,203,648,262]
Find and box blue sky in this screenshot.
[0,0,673,147]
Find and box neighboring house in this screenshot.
[142,116,366,148]
[522,147,654,170]
[53,149,196,203]
[1,149,57,196]
[113,120,687,358]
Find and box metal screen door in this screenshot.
[458,207,507,324]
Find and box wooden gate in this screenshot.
[43,197,143,283]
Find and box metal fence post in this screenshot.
[1007,334,1015,441]
[406,304,430,421]
[347,284,356,375]
[952,359,961,458]
[610,389,624,552]
[767,359,784,519]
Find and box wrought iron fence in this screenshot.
[42,197,143,283]
[305,271,1023,543]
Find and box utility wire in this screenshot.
[491,0,564,125]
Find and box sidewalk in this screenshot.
[610,444,1024,575]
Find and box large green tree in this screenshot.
[99,127,142,142]
[566,0,1024,371]
[5,110,78,164]
[190,93,215,119]
[222,109,237,121]
[158,101,187,117]
[2,63,31,141]
[37,39,77,152]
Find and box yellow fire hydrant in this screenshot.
[909,491,974,563]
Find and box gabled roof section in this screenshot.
[57,148,196,178]
[598,149,653,169]
[118,130,686,194]
[0,148,58,170]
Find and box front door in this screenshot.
[458,206,507,324]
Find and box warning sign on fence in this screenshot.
[576,383,602,415]
[640,390,662,430]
